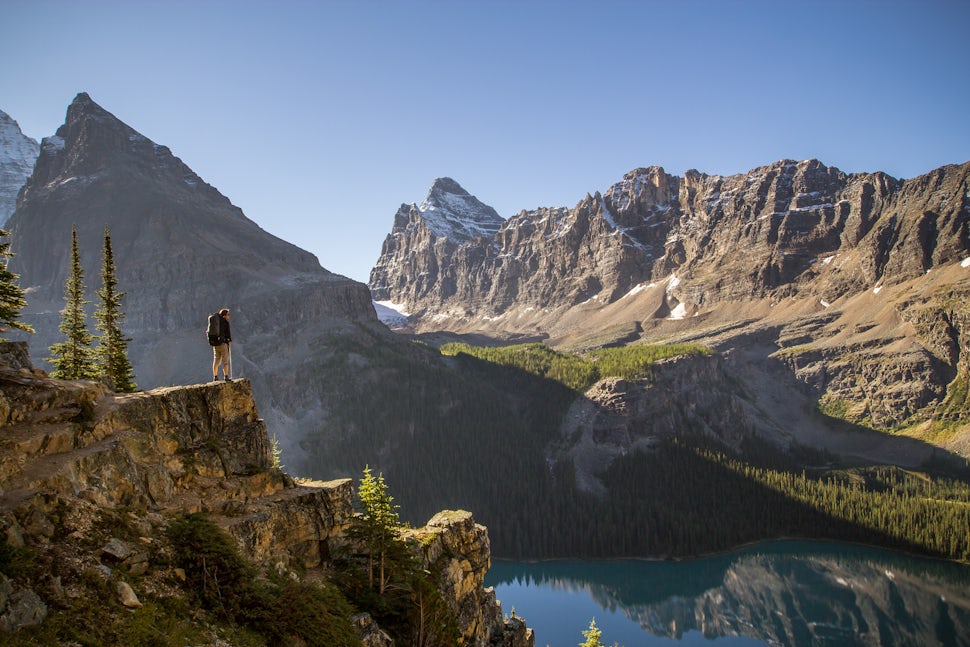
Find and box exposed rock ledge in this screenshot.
[0,342,532,646]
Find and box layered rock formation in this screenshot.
[0,110,38,227]
[374,161,970,325]
[0,342,531,645]
[370,161,970,455]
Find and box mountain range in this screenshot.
[1,93,969,561]
[370,161,970,461]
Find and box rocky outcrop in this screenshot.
[407,510,534,647]
[554,341,963,490]
[0,343,528,643]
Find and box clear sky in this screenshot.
[3,0,968,283]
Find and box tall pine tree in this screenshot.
[0,228,34,340]
[355,466,403,594]
[48,226,96,379]
[94,225,136,392]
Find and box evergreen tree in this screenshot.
[93,225,136,392]
[356,465,402,594]
[48,226,96,379]
[580,618,604,647]
[0,228,33,340]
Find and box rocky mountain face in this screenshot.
[0,342,532,645]
[0,111,38,227]
[370,162,970,459]
[3,93,381,453]
[554,351,945,491]
[374,161,969,323]
[371,177,504,309]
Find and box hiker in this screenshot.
[208,308,232,381]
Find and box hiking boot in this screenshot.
[224,376,231,382]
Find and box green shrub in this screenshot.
[167,513,254,619]
[0,542,40,579]
[167,512,359,645]
[247,573,359,647]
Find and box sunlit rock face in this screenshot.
[0,342,531,645]
[373,159,970,330]
[370,160,970,454]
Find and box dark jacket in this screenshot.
[220,316,232,344]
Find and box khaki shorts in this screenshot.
[213,343,230,367]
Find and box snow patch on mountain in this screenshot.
[666,273,681,292]
[621,283,649,299]
[0,110,40,226]
[373,300,410,328]
[415,178,504,241]
[667,302,688,320]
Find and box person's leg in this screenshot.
[213,344,230,380]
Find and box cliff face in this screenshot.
[375,160,970,323]
[371,161,970,454]
[0,343,531,646]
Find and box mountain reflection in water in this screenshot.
[486,541,970,646]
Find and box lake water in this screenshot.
[485,541,970,646]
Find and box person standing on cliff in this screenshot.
[211,308,232,382]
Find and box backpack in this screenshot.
[206,313,222,346]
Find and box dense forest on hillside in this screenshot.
[440,341,712,391]
[301,335,970,562]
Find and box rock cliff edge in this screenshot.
[0,342,532,646]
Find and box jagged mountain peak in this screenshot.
[0,108,33,136]
[66,91,102,119]
[7,92,377,390]
[372,158,970,333]
[58,92,139,144]
[621,165,668,181]
[427,176,470,196]
[27,91,202,192]
[414,177,504,241]
[369,158,970,456]
[0,108,40,227]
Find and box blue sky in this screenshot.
[3,0,968,283]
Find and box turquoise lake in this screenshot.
[485,541,970,646]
